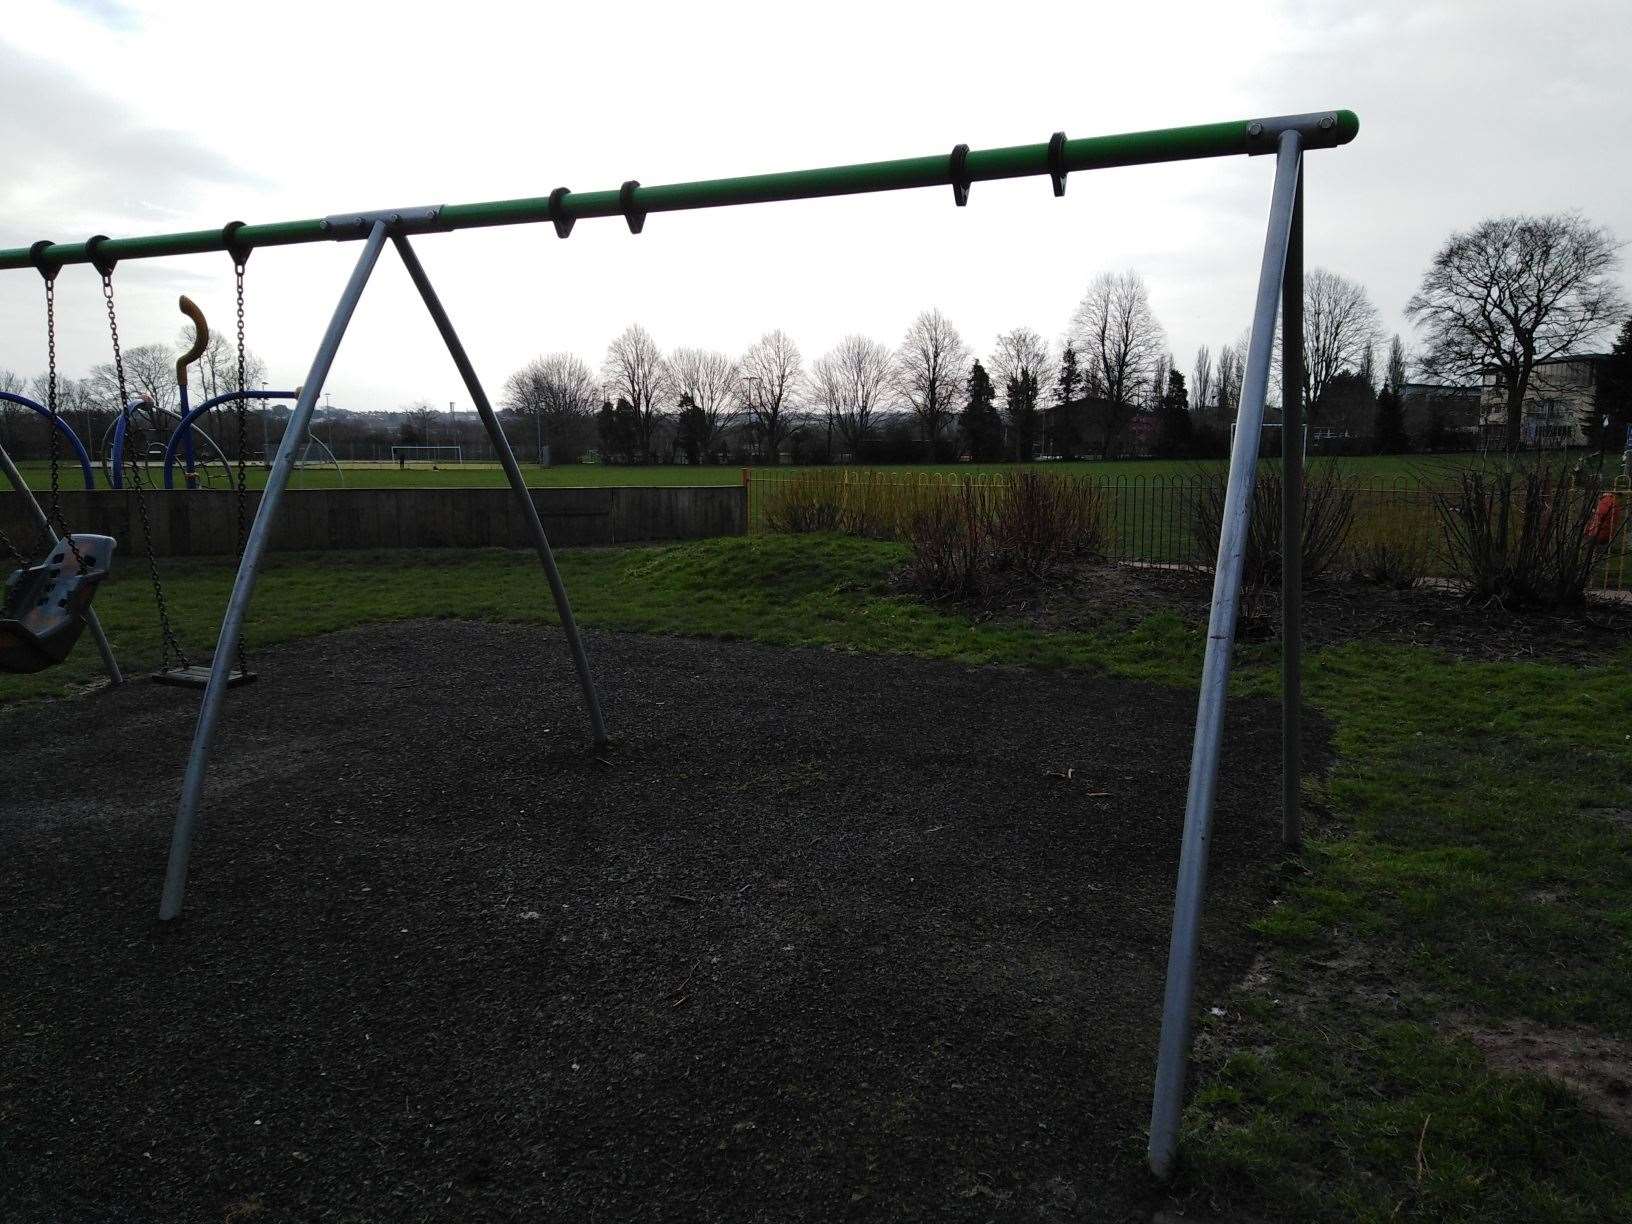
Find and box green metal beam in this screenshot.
[0,110,1357,273]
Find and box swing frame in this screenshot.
[1,109,1357,1178]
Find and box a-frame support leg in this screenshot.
[159,221,389,921]
[1147,129,1305,1178]
[392,234,607,747]
[159,220,612,922]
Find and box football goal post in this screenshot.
[390,444,463,465]
[1,109,1358,1180]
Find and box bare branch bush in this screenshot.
[1432,459,1620,609]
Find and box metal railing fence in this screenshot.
[745,466,1632,591]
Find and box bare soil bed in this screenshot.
[0,621,1312,1223]
[984,562,1632,666]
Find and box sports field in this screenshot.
[9,451,1573,492]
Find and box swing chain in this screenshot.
[45,278,59,528]
[0,522,27,566]
[43,276,89,571]
[233,258,250,672]
[103,271,189,670]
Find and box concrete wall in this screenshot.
[0,485,746,558]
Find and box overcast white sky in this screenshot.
[1,0,1628,412]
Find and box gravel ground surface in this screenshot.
[0,621,1312,1223]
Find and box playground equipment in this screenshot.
[0,531,116,672]
[0,390,98,489]
[0,109,1358,1178]
[159,387,292,488]
[103,396,235,490]
[0,253,122,681]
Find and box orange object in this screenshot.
[1585,493,1622,544]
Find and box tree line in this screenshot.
[505,209,1626,466]
[3,211,1624,467]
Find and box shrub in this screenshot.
[1350,535,1428,589]
[905,479,988,597]
[903,470,1106,597]
[762,475,844,533]
[1432,461,1619,609]
[986,470,1106,579]
[1194,462,1357,592]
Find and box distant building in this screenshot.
[1479,354,1610,448]
[1398,382,1480,450]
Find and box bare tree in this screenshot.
[601,324,672,462]
[1216,342,1245,422]
[87,344,179,415]
[988,327,1053,461]
[1406,213,1626,451]
[813,335,894,459]
[1294,268,1382,421]
[0,368,24,450]
[895,308,971,459]
[502,353,599,463]
[1191,345,1215,414]
[1069,271,1166,457]
[669,347,741,462]
[1147,352,1172,408]
[739,329,804,463]
[178,326,268,404]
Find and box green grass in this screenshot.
[5,534,1629,1221]
[14,450,1534,493]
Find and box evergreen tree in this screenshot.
[1153,368,1193,457]
[959,360,1004,461]
[1373,386,1409,454]
[674,392,708,465]
[1589,316,1632,452]
[1385,334,1408,394]
[595,396,640,463]
[1050,343,1082,458]
[1006,370,1042,461]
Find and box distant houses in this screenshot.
[1479,354,1611,448]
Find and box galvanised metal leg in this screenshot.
[0,439,123,685]
[158,221,388,922]
[391,235,608,748]
[1281,175,1304,852]
[1147,130,1304,1179]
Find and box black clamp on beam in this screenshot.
[620,180,646,234]
[949,144,971,207]
[28,240,60,283]
[222,220,253,267]
[85,235,117,278]
[1048,132,1068,197]
[318,206,449,240]
[549,188,575,239]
